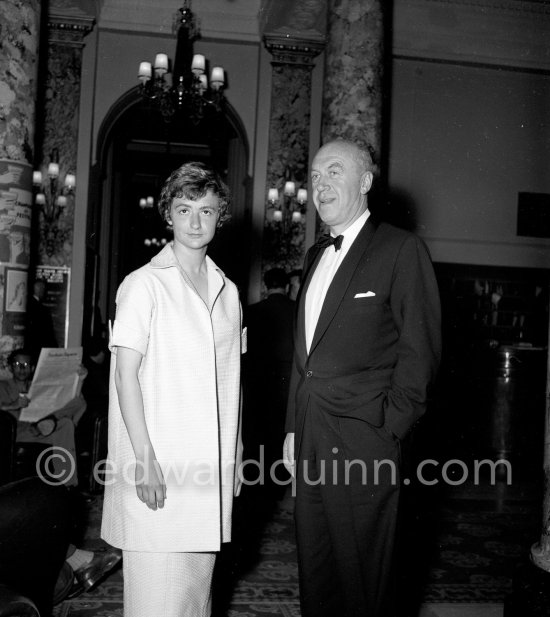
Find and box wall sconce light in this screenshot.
[267,180,307,231]
[32,150,75,257]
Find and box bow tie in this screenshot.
[315,233,344,251]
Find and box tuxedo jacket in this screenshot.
[285,217,441,455]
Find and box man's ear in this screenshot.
[360,171,373,195]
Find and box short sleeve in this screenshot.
[109,272,152,356]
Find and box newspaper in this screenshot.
[19,347,83,423]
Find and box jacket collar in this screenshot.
[149,243,224,277]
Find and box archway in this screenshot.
[82,88,250,343]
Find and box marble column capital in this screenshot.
[48,13,95,47]
[263,34,324,67]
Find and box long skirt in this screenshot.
[123,550,216,617]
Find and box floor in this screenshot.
[53,451,546,617]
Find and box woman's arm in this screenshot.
[115,346,166,510]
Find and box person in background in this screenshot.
[244,267,294,498]
[0,348,87,486]
[102,162,243,617]
[283,139,441,617]
[288,268,302,302]
[26,279,58,357]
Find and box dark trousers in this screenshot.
[0,477,74,616]
[295,406,400,617]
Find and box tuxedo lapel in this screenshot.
[295,246,324,361]
[309,218,378,356]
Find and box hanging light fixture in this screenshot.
[137,1,226,123]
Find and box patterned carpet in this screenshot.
[52,484,541,616]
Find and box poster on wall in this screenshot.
[35,265,71,348]
[2,267,27,338]
[0,159,33,347]
[0,159,32,267]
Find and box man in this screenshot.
[288,269,302,301]
[283,139,441,617]
[0,348,86,486]
[244,268,295,496]
[26,279,58,356]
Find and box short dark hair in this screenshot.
[8,348,34,367]
[157,162,231,227]
[264,268,289,290]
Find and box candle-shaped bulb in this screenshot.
[47,162,59,178]
[154,53,169,74]
[138,61,152,83]
[268,188,279,203]
[191,54,206,75]
[273,210,283,222]
[284,181,295,196]
[64,173,76,189]
[33,171,42,185]
[35,193,46,205]
[210,66,224,90]
[297,188,307,204]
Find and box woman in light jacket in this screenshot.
[102,162,243,617]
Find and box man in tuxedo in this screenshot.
[283,139,441,617]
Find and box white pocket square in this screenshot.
[354,291,376,298]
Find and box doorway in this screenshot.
[83,91,250,344]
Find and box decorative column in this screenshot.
[259,0,326,278]
[0,0,41,359]
[321,0,385,175]
[31,9,94,347]
[35,11,94,267]
[262,35,323,275]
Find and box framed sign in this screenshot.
[35,265,71,348]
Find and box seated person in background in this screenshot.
[0,476,121,613]
[0,348,87,487]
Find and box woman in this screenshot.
[101,162,243,617]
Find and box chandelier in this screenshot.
[137,1,226,123]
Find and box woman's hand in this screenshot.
[135,457,166,510]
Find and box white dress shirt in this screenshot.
[305,209,371,353]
